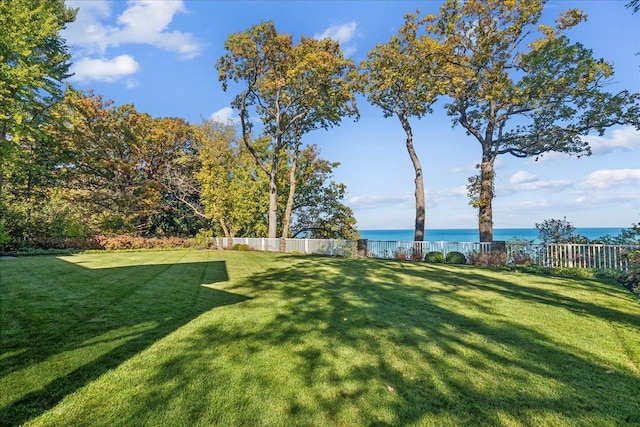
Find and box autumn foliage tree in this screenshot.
[196,120,268,239]
[217,21,358,239]
[360,12,445,242]
[52,91,199,235]
[421,0,640,242]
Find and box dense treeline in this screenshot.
[1,88,357,250]
[1,0,639,251]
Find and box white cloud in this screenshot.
[574,192,639,208]
[507,199,551,210]
[347,193,413,209]
[125,79,139,89]
[315,22,357,44]
[451,161,478,173]
[509,170,538,184]
[210,107,239,124]
[450,185,468,197]
[501,173,572,194]
[583,169,640,189]
[314,22,358,56]
[64,0,112,52]
[425,186,467,208]
[534,126,640,163]
[583,126,640,156]
[65,0,202,59]
[69,55,140,83]
[112,0,201,59]
[498,170,571,195]
[348,186,467,211]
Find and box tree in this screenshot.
[283,144,358,239]
[53,91,200,235]
[0,0,76,241]
[196,120,268,239]
[146,116,208,236]
[536,217,576,243]
[359,13,444,242]
[601,219,640,245]
[155,124,207,228]
[216,21,358,239]
[1,118,77,242]
[424,0,640,242]
[627,0,640,14]
[0,0,76,143]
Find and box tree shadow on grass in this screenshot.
[0,255,248,426]
[152,256,639,426]
[388,261,640,328]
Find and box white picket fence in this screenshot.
[365,240,493,260]
[368,240,637,271]
[507,243,639,270]
[214,237,638,271]
[216,237,357,257]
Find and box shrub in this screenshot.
[468,250,507,267]
[0,223,11,250]
[195,229,215,248]
[424,251,445,263]
[410,247,425,261]
[510,250,533,266]
[616,248,640,296]
[445,251,467,265]
[90,235,190,251]
[393,248,408,261]
[617,271,640,296]
[232,243,251,251]
[16,248,77,256]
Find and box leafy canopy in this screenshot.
[0,0,76,143]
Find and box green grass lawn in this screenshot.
[1,250,639,426]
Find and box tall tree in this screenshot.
[0,0,76,238]
[217,21,358,239]
[424,0,639,242]
[360,13,444,242]
[0,0,76,143]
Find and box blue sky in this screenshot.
[62,0,640,230]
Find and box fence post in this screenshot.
[357,239,368,257]
[568,244,574,268]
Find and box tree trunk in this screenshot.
[219,217,230,240]
[281,142,301,239]
[399,115,425,242]
[267,158,279,239]
[0,122,7,204]
[238,97,280,239]
[478,156,495,243]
